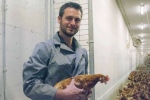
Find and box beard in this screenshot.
[60,22,79,37]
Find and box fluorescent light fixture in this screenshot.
[140,4,144,14]
[141,24,143,29]
[140,33,144,37]
[141,52,143,55]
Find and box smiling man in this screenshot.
[58,3,82,50]
[23,2,91,100]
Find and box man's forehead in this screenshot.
[63,7,82,18]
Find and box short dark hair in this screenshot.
[59,2,83,18]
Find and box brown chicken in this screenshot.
[54,74,109,90]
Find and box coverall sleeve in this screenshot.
[22,42,57,100]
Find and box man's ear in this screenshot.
[58,16,61,24]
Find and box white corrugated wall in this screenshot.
[92,0,137,99]
[0,0,49,100]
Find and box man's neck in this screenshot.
[59,32,73,49]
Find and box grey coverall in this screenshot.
[23,32,88,100]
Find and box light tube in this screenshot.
[141,24,143,29]
[140,4,144,14]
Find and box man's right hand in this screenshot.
[54,79,88,100]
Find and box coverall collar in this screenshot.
[53,32,84,69]
[53,32,81,52]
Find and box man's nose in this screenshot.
[70,19,76,25]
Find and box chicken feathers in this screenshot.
[54,74,109,90]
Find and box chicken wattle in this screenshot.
[54,74,110,90]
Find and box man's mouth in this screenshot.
[68,28,75,32]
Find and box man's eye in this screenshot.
[75,19,81,22]
[67,17,72,21]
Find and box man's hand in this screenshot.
[86,89,92,98]
[54,79,92,100]
[63,79,88,100]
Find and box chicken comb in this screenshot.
[105,75,110,81]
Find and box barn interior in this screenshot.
[0,0,150,100]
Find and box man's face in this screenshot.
[58,7,82,37]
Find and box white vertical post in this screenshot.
[2,0,6,99]
[88,0,95,100]
[45,0,48,40]
[50,0,54,37]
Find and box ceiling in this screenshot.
[116,0,150,53]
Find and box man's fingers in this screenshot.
[87,93,92,98]
[70,78,75,84]
[86,89,92,98]
[69,79,92,99]
[88,89,92,94]
[68,78,75,86]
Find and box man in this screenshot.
[23,2,91,100]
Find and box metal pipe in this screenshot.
[2,0,7,100]
[88,0,95,100]
[50,0,54,37]
[45,0,48,40]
